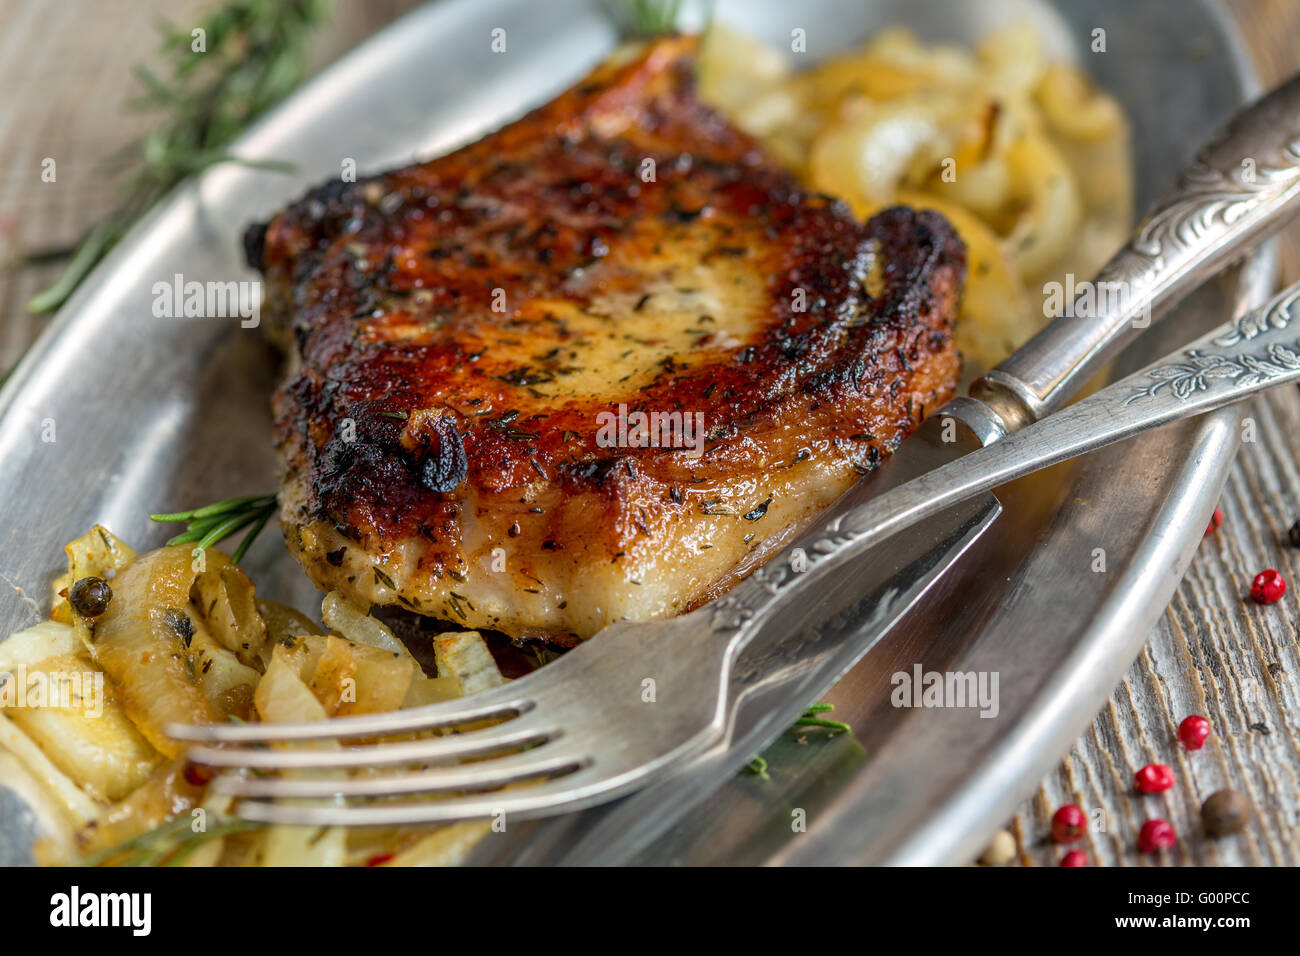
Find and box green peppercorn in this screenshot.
[1201,789,1251,836]
[69,576,112,617]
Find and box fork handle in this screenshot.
[708,276,1300,643]
[971,71,1300,430]
[837,281,1300,558]
[707,73,1300,645]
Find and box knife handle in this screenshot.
[708,273,1300,672]
[970,71,1300,430]
[839,278,1300,557]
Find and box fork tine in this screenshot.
[228,771,604,826]
[165,688,534,743]
[212,748,585,799]
[183,721,556,770]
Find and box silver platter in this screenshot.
[0,0,1269,865]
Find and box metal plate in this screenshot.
[0,0,1271,865]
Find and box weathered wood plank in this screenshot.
[1007,0,1300,868]
[0,0,423,374]
[1015,388,1300,866]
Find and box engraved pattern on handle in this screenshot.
[1120,340,1300,404]
[1212,282,1300,345]
[1101,134,1300,301]
[1125,285,1300,404]
[977,75,1300,421]
[709,529,856,632]
[713,278,1300,637]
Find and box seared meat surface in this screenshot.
[248,36,964,640]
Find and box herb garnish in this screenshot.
[150,492,277,564]
[76,813,264,867]
[794,702,851,734]
[740,703,851,781]
[623,0,682,35]
[28,0,329,314]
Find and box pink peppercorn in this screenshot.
[1135,763,1175,794]
[1051,804,1087,843]
[1250,569,1286,604]
[1178,715,1211,750]
[1138,819,1177,853]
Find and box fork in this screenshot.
[170,608,772,825]
[168,73,1300,827]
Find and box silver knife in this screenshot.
[805,280,1300,560]
[468,74,1300,864]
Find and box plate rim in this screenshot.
[0,0,1272,867]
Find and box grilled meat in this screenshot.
[248,36,965,640]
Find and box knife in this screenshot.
[803,278,1300,562]
[691,67,1300,759]
[465,71,1300,865]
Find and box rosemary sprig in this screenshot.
[622,0,685,36]
[151,492,277,564]
[619,0,722,37]
[75,815,192,867]
[160,820,264,867]
[794,702,851,734]
[740,702,851,780]
[27,0,329,314]
[75,813,264,867]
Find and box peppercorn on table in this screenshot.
[999,0,1300,868]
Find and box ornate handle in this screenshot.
[836,279,1300,553]
[712,278,1300,637]
[972,72,1300,428]
[706,73,1300,649]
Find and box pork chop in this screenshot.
[246,36,965,641]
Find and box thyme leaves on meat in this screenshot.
[27,0,329,314]
[150,492,277,564]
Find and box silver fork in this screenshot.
[170,279,1300,826]
[170,609,771,825]
[168,74,1300,827]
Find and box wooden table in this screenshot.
[0,0,1296,866]
[1009,0,1300,867]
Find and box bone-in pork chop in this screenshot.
[246,36,965,641]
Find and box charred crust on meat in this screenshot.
[253,36,965,632]
[243,221,268,271]
[418,418,469,493]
